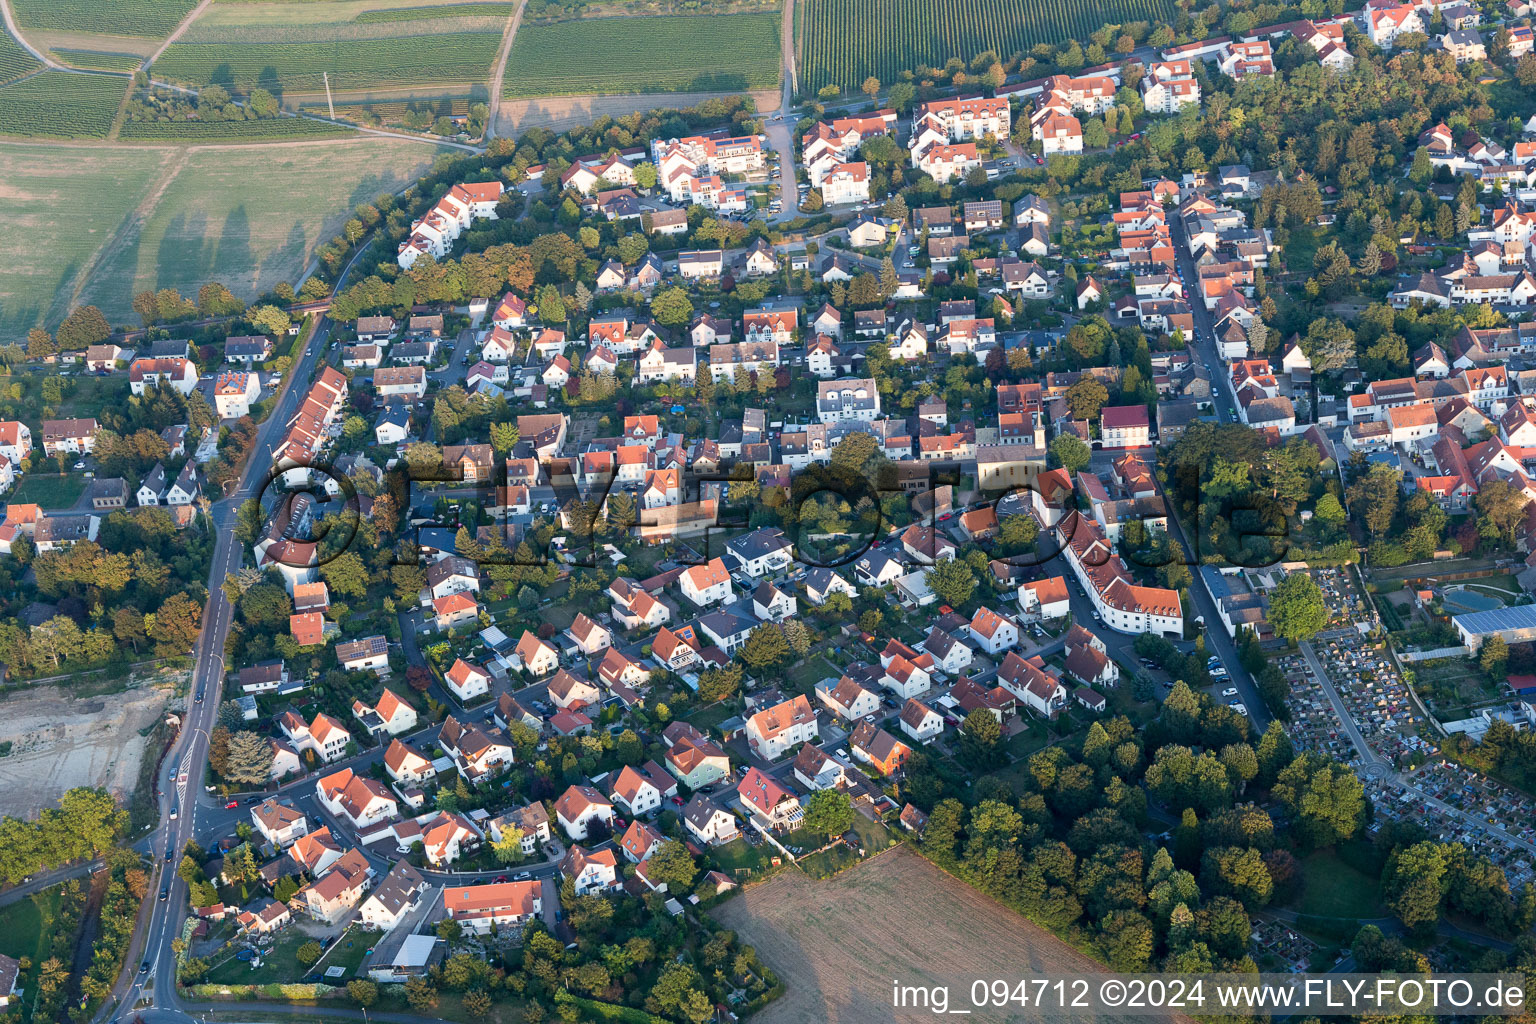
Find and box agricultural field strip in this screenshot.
[11,0,199,38]
[153,32,503,92]
[179,14,510,42]
[118,117,356,138]
[51,48,146,72]
[356,2,518,21]
[0,71,127,139]
[797,0,1173,93]
[502,11,779,96]
[0,23,40,82]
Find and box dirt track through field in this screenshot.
[715,845,1188,1024]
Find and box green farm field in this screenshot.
[0,72,127,140]
[11,0,199,38]
[0,27,41,84]
[50,48,146,72]
[0,137,449,335]
[796,0,1174,94]
[118,116,358,140]
[503,12,780,96]
[357,2,518,20]
[153,31,503,93]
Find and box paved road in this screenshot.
[1160,213,1272,732]
[762,0,801,224]
[0,859,102,909]
[100,239,387,1022]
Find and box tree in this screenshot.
[803,790,855,837]
[1049,434,1091,473]
[960,708,1002,767]
[222,731,274,784]
[1065,377,1109,419]
[1272,753,1363,848]
[348,979,379,1007]
[644,840,698,892]
[1347,463,1400,536]
[296,940,324,967]
[1384,840,1450,932]
[1314,492,1347,528]
[26,327,56,361]
[150,592,202,655]
[55,305,110,350]
[249,304,291,337]
[740,624,790,669]
[862,75,881,100]
[1268,573,1327,644]
[462,990,493,1019]
[650,286,694,326]
[1519,53,1536,87]
[925,557,976,606]
[1476,478,1528,547]
[1482,635,1509,677]
[405,976,438,1012]
[320,550,370,598]
[492,826,525,865]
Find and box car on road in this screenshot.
[159,887,168,902]
[224,799,238,809]
[195,689,204,703]
[165,848,173,862]
[140,961,150,975]
[836,748,850,759]
[1232,703,1249,716]
[178,770,187,783]
[1034,155,1045,165]
[1221,688,1239,698]
[495,875,508,884]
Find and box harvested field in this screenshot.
[0,672,177,818]
[714,845,1156,1024]
[496,88,777,134]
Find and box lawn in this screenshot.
[503,13,780,97]
[1288,848,1385,920]
[708,836,779,880]
[0,883,77,1023]
[55,372,131,419]
[205,928,311,985]
[10,473,87,508]
[0,137,448,334]
[0,887,56,963]
[685,700,737,734]
[786,655,841,692]
[794,813,896,879]
[312,924,379,980]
